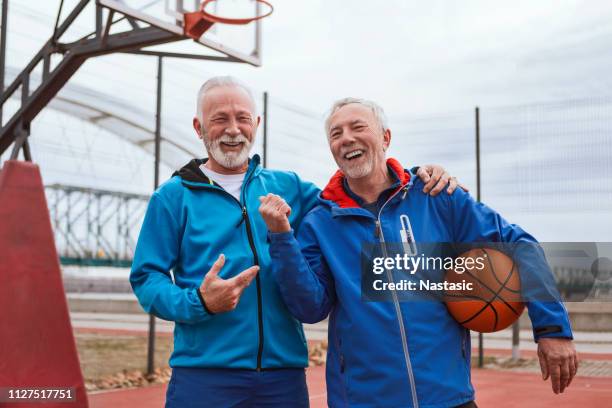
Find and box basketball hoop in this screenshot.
[184,0,274,39]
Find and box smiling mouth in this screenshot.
[221,141,243,148]
[344,149,364,160]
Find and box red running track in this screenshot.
[89,366,611,408]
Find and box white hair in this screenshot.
[196,76,256,122]
[324,97,389,137]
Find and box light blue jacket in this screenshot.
[269,158,573,408]
[130,155,320,369]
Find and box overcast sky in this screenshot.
[207,0,612,115]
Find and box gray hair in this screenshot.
[196,76,256,122]
[324,97,389,137]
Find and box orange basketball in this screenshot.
[444,247,525,333]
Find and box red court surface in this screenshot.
[89,365,612,408]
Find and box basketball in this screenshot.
[444,247,525,333]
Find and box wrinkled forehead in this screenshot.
[202,85,256,116]
[329,103,377,129]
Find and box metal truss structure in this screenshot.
[46,183,149,267]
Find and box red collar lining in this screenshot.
[321,158,411,208]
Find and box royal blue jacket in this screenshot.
[130,155,320,370]
[269,158,573,408]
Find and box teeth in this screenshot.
[223,142,240,146]
[344,150,363,159]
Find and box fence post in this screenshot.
[263,91,268,168]
[512,321,520,361]
[475,106,484,368]
[146,55,163,377]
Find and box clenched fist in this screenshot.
[199,254,259,314]
[258,193,292,233]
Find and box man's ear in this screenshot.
[193,117,203,139]
[256,116,261,127]
[383,129,391,151]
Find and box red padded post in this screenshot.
[0,160,88,407]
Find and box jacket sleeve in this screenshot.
[447,188,573,341]
[129,192,211,324]
[291,172,321,232]
[268,220,336,324]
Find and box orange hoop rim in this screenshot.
[199,0,274,25]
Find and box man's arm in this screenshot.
[130,192,211,324]
[447,188,573,339]
[259,194,336,323]
[291,172,321,231]
[447,187,577,393]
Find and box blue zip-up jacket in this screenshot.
[130,155,320,369]
[269,158,573,408]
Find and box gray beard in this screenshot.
[339,155,374,179]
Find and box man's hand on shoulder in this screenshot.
[417,164,469,196]
[537,337,578,394]
[199,254,259,314]
[258,193,292,233]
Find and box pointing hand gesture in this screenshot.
[199,254,259,314]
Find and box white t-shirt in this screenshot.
[200,165,245,201]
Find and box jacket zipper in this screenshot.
[376,186,420,408]
[236,171,265,372]
[241,206,265,371]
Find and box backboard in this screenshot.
[98,0,266,66]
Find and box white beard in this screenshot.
[204,132,252,170]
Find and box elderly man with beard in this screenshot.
[259,98,577,408]
[130,78,464,407]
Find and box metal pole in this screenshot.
[0,0,8,127]
[475,107,481,201]
[512,321,520,361]
[255,0,261,58]
[475,106,484,368]
[262,91,268,168]
[146,55,163,377]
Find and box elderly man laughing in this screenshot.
[259,97,577,408]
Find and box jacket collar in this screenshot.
[321,157,411,209]
[174,154,262,189]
